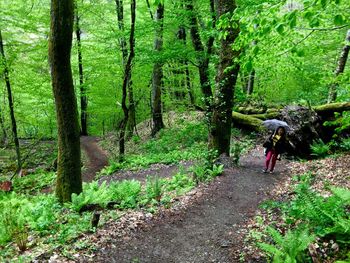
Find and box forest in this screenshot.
[0,0,349,262]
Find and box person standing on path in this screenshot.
[262,126,289,173]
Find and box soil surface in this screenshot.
[80,136,108,182]
[82,147,289,263]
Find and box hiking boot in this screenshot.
[269,170,274,174]
[262,169,268,173]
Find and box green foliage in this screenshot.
[70,180,142,211]
[109,180,142,209]
[259,227,314,263]
[146,176,165,202]
[167,169,195,194]
[190,163,224,183]
[257,174,350,262]
[339,138,350,151]
[310,139,331,158]
[230,137,254,165]
[100,121,208,175]
[70,181,111,212]
[12,171,55,193]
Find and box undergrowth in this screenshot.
[0,159,223,262]
[255,173,350,262]
[99,121,208,176]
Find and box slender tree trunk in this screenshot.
[75,3,88,136]
[328,30,350,103]
[186,0,215,110]
[115,0,136,138]
[0,30,21,169]
[247,69,255,95]
[208,0,240,156]
[151,2,165,136]
[0,103,6,145]
[177,26,194,105]
[119,0,136,160]
[240,72,248,93]
[49,0,82,203]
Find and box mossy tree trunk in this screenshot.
[208,0,240,156]
[75,3,88,136]
[0,29,21,170]
[151,2,165,136]
[49,0,82,203]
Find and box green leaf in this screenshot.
[289,16,297,29]
[276,24,284,35]
[320,0,327,8]
[334,14,344,25]
[303,11,314,21]
[245,60,253,72]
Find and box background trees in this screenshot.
[0,0,348,157]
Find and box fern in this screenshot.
[259,227,315,263]
[310,139,330,158]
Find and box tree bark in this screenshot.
[119,0,136,160]
[115,0,136,138]
[328,29,350,103]
[75,3,88,136]
[186,0,214,110]
[208,0,240,156]
[151,2,165,136]
[0,29,21,169]
[49,0,82,203]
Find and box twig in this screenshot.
[278,29,315,56]
[295,25,349,31]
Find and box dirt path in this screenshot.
[80,136,108,182]
[84,147,289,263]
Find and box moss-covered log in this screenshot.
[314,102,350,115]
[249,111,280,120]
[232,111,264,132]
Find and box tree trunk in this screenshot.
[247,69,255,95]
[328,29,350,103]
[186,0,214,110]
[49,0,82,203]
[0,104,6,145]
[151,2,165,136]
[0,29,21,170]
[119,0,136,160]
[208,0,240,156]
[75,3,88,136]
[177,26,193,104]
[115,0,136,138]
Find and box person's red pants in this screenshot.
[265,149,278,171]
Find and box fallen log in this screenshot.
[232,111,264,132]
[232,102,350,157]
[236,102,350,120]
[313,102,350,116]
